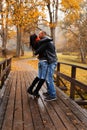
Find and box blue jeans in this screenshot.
[38,60,57,98]
[38,60,48,79]
[46,62,57,98]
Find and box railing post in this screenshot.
[56,62,60,87]
[0,64,1,88]
[70,66,76,99]
[7,58,12,77]
[0,57,12,88]
[1,61,6,87]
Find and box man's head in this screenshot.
[39,31,46,39]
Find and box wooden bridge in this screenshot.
[0,58,87,130]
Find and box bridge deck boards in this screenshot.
[0,70,87,130]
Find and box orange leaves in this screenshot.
[61,0,83,23]
[11,59,38,71]
[27,59,38,70]
[12,3,26,27]
[61,0,82,10]
[65,12,80,23]
[47,22,57,28]
[1,0,46,31]
[8,30,16,39]
[11,2,45,29]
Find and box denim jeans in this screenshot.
[38,60,57,98]
[38,60,48,79]
[46,62,57,98]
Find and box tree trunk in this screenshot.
[16,26,21,57]
[1,7,7,57]
[79,36,86,63]
[46,0,59,45]
[20,29,24,56]
[50,27,56,43]
[80,47,85,63]
[16,26,24,57]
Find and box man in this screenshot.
[34,31,57,101]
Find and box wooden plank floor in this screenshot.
[0,61,87,130]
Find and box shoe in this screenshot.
[27,88,33,95]
[44,96,57,102]
[33,92,40,98]
[43,92,49,97]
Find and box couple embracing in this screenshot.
[27,31,57,101]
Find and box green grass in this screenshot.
[57,53,87,67]
[0,58,4,62]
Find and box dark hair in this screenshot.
[30,33,37,49]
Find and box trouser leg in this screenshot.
[33,79,45,95]
[46,62,57,98]
[27,76,40,94]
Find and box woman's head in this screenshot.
[30,34,37,49]
[30,33,37,45]
[30,33,40,50]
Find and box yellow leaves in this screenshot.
[7,19,13,26]
[27,59,38,70]
[8,30,16,39]
[1,0,46,31]
[11,2,45,29]
[47,23,56,28]
[61,0,83,23]
[6,0,16,5]
[61,0,83,10]
[65,11,80,23]
[43,21,57,28]
[12,3,26,26]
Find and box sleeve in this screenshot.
[37,38,52,46]
[34,43,47,55]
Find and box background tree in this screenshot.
[0,0,8,57]
[59,0,87,63]
[0,0,59,56]
[1,0,45,57]
[43,0,59,43]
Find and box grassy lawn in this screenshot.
[58,53,87,67]
[0,58,4,61]
[0,58,6,62]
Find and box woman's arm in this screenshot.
[39,37,52,43]
[34,43,47,55]
[37,37,52,46]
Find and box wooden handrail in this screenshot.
[56,62,87,105]
[58,62,87,70]
[0,57,12,88]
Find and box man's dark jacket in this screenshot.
[35,37,57,64]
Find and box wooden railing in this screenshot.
[56,62,87,105]
[0,57,12,88]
